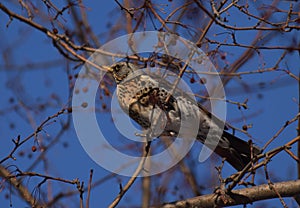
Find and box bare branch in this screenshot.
[0,165,45,208]
[160,179,300,208]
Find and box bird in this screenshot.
[107,61,261,171]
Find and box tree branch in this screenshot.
[160,179,300,208]
[0,165,45,208]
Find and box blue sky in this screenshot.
[0,1,299,207]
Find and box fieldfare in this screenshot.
[108,61,261,171]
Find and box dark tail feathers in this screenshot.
[214,131,261,171]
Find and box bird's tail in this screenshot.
[214,131,261,171]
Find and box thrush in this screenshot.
[108,61,261,171]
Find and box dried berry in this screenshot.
[32,146,37,152]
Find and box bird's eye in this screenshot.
[114,65,120,71]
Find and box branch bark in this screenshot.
[160,179,300,208]
[0,165,45,208]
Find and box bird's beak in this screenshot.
[102,65,113,73]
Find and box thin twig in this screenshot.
[263,113,300,150]
[108,142,151,208]
[86,169,93,208]
[0,165,45,208]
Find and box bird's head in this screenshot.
[108,62,137,84]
